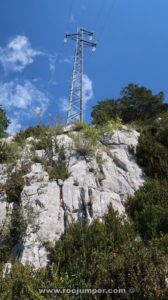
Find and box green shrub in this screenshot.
[136,131,168,179]
[0,105,9,138]
[100,117,122,134]
[14,129,26,148]
[31,132,59,165]
[0,163,31,263]
[0,262,46,300]
[125,179,168,242]
[32,133,53,152]
[54,115,64,135]
[151,111,168,148]
[49,205,168,298]
[0,206,168,299]
[73,120,88,131]
[15,125,48,140]
[45,160,70,181]
[5,163,31,204]
[91,99,120,125]
[31,131,70,182]
[0,141,19,163]
[9,204,28,246]
[71,125,100,157]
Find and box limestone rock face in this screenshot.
[0,127,145,269]
[12,164,64,269]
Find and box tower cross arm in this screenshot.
[81,28,94,36]
[81,40,97,47]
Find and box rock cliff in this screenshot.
[0,126,145,269]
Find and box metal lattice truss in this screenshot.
[64,28,97,125]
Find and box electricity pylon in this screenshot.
[64,28,97,125]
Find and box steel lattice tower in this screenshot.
[64,28,97,125]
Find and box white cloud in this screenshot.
[48,54,57,74]
[0,35,41,72]
[70,15,75,23]
[59,97,69,112]
[7,118,21,135]
[58,55,73,64]
[83,74,94,106]
[0,80,49,118]
[63,57,73,64]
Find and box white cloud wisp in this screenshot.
[0,80,49,113]
[0,35,41,72]
[0,80,50,133]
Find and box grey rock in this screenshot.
[0,126,145,269]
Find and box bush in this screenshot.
[0,163,31,263]
[5,163,31,204]
[31,130,70,182]
[32,132,54,152]
[92,99,120,125]
[0,206,168,298]
[15,125,48,141]
[73,120,88,131]
[0,141,19,164]
[136,131,168,179]
[151,111,168,148]
[49,205,168,298]
[0,105,9,138]
[9,205,28,246]
[72,125,100,157]
[100,117,122,134]
[0,262,45,299]
[45,159,70,181]
[125,179,168,242]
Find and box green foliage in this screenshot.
[0,141,19,163]
[151,111,168,148]
[49,206,168,298]
[15,125,49,141]
[30,128,70,181]
[100,116,122,134]
[126,103,168,245]
[45,159,70,181]
[136,131,168,179]
[92,83,167,125]
[72,124,100,157]
[0,262,46,300]
[125,179,168,242]
[119,83,165,122]
[73,120,88,131]
[0,164,31,263]
[54,115,64,135]
[32,133,54,152]
[0,209,168,298]
[5,163,31,204]
[92,99,119,126]
[9,205,28,246]
[14,129,26,148]
[0,105,9,138]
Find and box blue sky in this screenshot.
[0,0,168,133]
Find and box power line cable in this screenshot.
[65,0,75,31]
[99,0,117,35]
[93,0,105,31]
[50,0,75,79]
